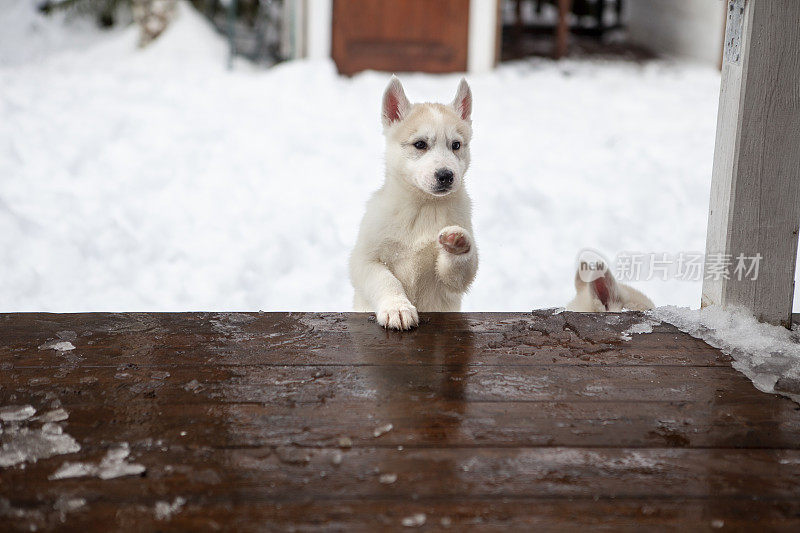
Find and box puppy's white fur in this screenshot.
[350,77,478,330]
[567,270,654,312]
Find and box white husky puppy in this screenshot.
[567,269,654,312]
[350,76,478,330]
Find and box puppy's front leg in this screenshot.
[436,226,478,292]
[353,260,419,330]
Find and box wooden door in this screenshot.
[331,0,471,75]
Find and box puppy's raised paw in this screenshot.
[376,298,419,330]
[438,226,472,255]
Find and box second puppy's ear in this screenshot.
[451,78,472,122]
[589,270,622,310]
[382,75,411,128]
[573,268,621,311]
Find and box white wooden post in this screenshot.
[468,0,499,73]
[702,0,800,327]
[305,0,332,60]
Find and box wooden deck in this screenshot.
[1,311,800,531]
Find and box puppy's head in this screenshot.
[381,76,472,197]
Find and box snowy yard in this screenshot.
[2,2,793,313]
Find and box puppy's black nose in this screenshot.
[435,168,454,187]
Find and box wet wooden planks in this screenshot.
[1,311,800,531]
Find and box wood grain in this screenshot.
[331,0,470,75]
[2,311,799,531]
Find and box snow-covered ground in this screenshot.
[1,2,795,313]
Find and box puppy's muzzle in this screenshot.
[434,168,454,193]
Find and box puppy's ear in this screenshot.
[574,269,621,311]
[382,76,410,128]
[589,271,621,310]
[451,78,472,122]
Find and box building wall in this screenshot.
[626,0,726,65]
[287,0,497,72]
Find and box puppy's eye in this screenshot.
[413,140,427,150]
[451,141,461,150]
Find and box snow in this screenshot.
[35,408,70,423]
[54,497,87,514]
[38,340,76,352]
[373,423,393,437]
[402,513,427,528]
[154,497,186,520]
[0,405,37,422]
[653,306,800,402]
[50,442,146,480]
[379,472,398,484]
[0,0,122,67]
[0,405,81,468]
[1,1,798,313]
[620,318,660,340]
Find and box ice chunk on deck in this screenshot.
[155,497,186,520]
[402,513,426,527]
[50,443,145,480]
[39,341,76,351]
[0,405,36,422]
[620,319,661,341]
[0,419,81,467]
[373,423,393,438]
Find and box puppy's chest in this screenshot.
[377,202,468,295]
[381,234,438,286]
